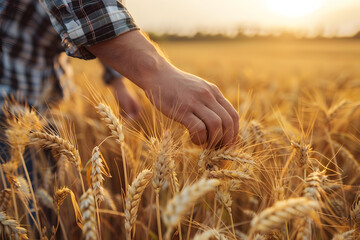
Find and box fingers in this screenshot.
[215,96,239,139]
[193,106,224,147]
[205,101,235,146]
[181,113,207,145]
[181,86,239,147]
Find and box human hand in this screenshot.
[144,65,239,147]
[111,77,141,120]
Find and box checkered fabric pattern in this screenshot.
[0,0,138,108]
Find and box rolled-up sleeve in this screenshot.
[40,0,139,59]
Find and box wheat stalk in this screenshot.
[125,169,153,240]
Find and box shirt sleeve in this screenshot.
[40,0,139,60]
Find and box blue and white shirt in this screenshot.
[0,0,138,108]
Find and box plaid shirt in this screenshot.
[0,0,138,109]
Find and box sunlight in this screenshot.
[267,0,324,18]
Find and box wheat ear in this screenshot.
[249,197,320,235]
[215,183,235,236]
[304,169,327,200]
[125,169,153,240]
[80,189,97,240]
[163,179,220,239]
[36,188,55,210]
[54,187,82,228]
[29,132,81,168]
[209,169,252,181]
[152,130,175,193]
[291,140,311,168]
[211,148,255,165]
[193,229,227,240]
[29,131,85,192]
[0,211,28,239]
[90,146,111,203]
[332,230,355,240]
[0,189,12,212]
[96,103,128,189]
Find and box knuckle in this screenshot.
[208,116,222,129]
[193,123,207,135]
[211,84,220,93]
[199,88,212,99]
[211,84,222,96]
[223,115,233,127]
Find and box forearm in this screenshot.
[87,30,172,91]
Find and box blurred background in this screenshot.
[74,0,360,107]
[127,0,360,38]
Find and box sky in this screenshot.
[126,0,360,37]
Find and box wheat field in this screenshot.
[1,39,360,239]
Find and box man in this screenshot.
[1,0,239,147]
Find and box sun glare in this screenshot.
[267,0,324,18]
